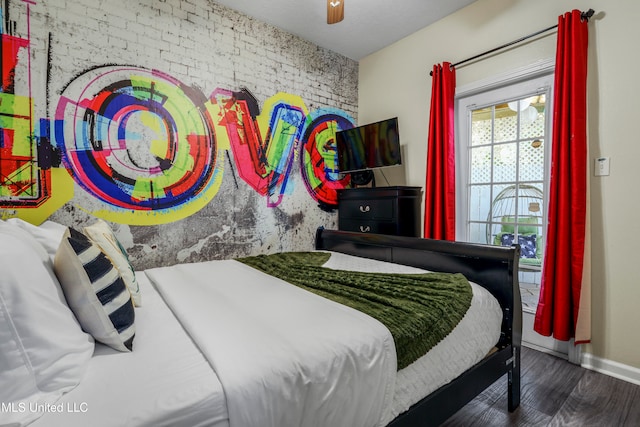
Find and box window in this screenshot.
[456,72,553,276]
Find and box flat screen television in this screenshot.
[335,117,401,174]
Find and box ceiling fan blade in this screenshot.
[327,0,344,24]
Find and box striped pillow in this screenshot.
[84,219,141,307]
[54,227,135,352]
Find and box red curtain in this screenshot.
[534,10,589,342]
[424,62,456,240]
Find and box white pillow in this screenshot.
[54,227,136,352]
[84,219,141,306]
[0,225,95,427]
[4,218,68,264]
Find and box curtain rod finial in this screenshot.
[582,9,595,20]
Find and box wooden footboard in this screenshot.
[314,228,522,426]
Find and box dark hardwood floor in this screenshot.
[441,346,640,426]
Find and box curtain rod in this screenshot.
[429,8,595,76]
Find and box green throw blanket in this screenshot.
[237,252,472,370]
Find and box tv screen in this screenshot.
[335,117,401,173]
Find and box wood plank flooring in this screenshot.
[440,346,640,426]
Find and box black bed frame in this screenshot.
[315,228,522,427]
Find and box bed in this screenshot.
[315,228,522,426]
[0,220,521,427]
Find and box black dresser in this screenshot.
[337,186,422,237]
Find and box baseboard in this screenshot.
[522,342,568,360]
[581,353,640,386]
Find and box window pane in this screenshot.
[494,104,517,143]
[519,139,545,181]
[517,183,544,219]
[487,222,504,246]
[493,143,517,183]
[516,223,543,266]
[521,95,546,139]
[468,222,487,245]
[488,183,514,223]
[471,107,492,146]
[470,146,492,183]
[469,184,491,222]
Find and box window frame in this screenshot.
[454,61,555,259]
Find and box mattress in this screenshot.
[30,273,229,427]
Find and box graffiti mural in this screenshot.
[0,0,73,223]
[54,67,225,225]
[212,88,353,208]
[300,110,353,208]
[213,88,305,207]
[1,2,355,226]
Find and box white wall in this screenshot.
[359,0,640,371]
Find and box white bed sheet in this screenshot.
[146,259,396,427]
[322,252,503,424]
[30,273,229,427]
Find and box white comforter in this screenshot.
[146,259,397,427]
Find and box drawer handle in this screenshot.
[359,205,371,213]
[359,225,371,233]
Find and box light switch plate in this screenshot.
[594,157,610,176]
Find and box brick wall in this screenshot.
[2,0,358,269]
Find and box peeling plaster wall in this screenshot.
[5,0,358,269]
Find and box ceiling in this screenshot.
[213,0,478,60]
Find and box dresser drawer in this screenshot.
[338,219,396,234]
[339,198,395,220]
